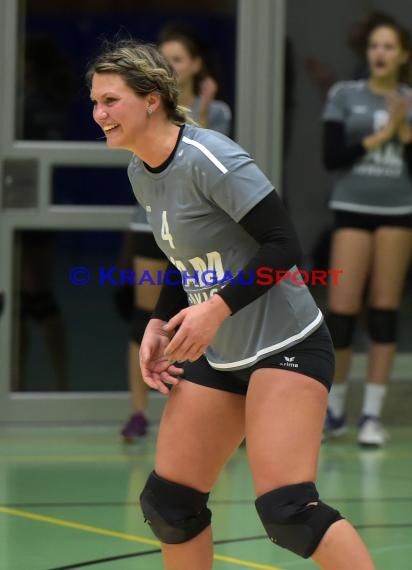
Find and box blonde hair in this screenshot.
[86,39,193,124]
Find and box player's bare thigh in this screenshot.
[246,368,328,496]
[155,380,245,492]
[328,229,373,312]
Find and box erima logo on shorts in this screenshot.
[279,356,298,368]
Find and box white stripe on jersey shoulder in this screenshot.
[328,80,366,98]
[182,136,228,174]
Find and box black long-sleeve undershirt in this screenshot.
[405,141,412,179]
[322,121,366,170]
[151,262,187,322]
[151,190,302,320]
[323,120,412,176]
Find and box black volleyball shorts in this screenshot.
[182,322,335,395]
[334,210,412,232]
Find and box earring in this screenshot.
[147,107,153,116]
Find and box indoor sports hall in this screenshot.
[1,1,412,569]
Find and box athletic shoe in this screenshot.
[323,409,347,440]
[358,415,387,447]
[121,412,149,442]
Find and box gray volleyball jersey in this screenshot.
[189,97,232,137]
[128,124,322,371]
[130,99,232,232]
[322,80,412,215]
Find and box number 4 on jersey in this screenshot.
[161,210,175,249]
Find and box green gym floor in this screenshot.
[1,426,411,570]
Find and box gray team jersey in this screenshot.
[322,80,412,215]
[130,98,232,232]
[189,97,232,137]
[128,124,322,371]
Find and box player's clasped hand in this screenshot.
[163,296,231,364]
[141,356,183,394]
[139,319,184,394]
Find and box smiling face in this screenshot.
[367,26,409,82]
[91,72,151,151]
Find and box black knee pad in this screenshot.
[326,312,356,349]
[367,308,398,343]
[139,471,211,544]
[130,307,151,344]
[20,291,60,322]
[256,482,343,559]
